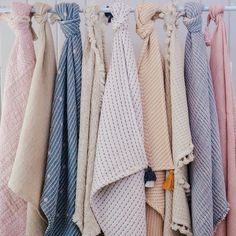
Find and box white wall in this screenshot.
[0,0,235,97]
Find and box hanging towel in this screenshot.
[39,3,82,236]
[204,5,236,236]
[135,3,174,236]
[183,2,229,236]
[162,4,194,236]
[7,3,56,236]
[73,5,106,236]
[90,2,147,236]
[0,3,35,236]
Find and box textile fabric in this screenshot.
[163,4,193,236]
[135,3,174,236]
[0,3,35,236]
[73,5,106,236]
[39,3,82,236]
[205,5,236,236]
[8,3,56,236]
[90,2,147,236]
[183,2,228,236]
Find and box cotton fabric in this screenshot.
[90,2,147,236]
[73,5,106,236]
[7,3,56,236]
[183,2,228,236]
[39,3,82,236]
[0,3,35,236]
[204,5,236,236]
[135,3,174,236]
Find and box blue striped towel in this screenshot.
[183,2,229,236]
[39,3,82,236]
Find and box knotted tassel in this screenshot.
[144,166,157,188]
[163,170,174,191]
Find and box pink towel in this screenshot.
[0,3,35,236]
[204,5,236,235]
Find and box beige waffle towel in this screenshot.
[136,3,174,236]
[8,3,56,236]
[73,5,106,236]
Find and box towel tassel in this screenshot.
[144,166,156,188]
[163,169,174,191]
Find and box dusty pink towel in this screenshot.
[205,5,236,236]
[0,3,35,236]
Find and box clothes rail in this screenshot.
[0,5,236,13]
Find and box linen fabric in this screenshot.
[0,3,35,236]
[90,2,147,236]
[162,4,194,236]
[183,2,228,236]
[7,3,56,236]
[135,3,174,236]
[73,5,106,236]
[39,3,82,236]
[204,5,236,236]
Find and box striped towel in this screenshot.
[39,3,82,236]
[0,3,35,236]
[204,5,236,236]
[183,2,229,236]
[90,2,147,236]
[8,3,56,236]
[162,4,193,236]
[73,5,106,236]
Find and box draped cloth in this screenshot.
[39,3,82,236]
[0,3,35,236]
[90,2,147,236]
[73,6,106,236]
[162,4,193,236]
[135,3,174,236]
[204,5,236,236]
[7,3,56,236]
[183,2,229,236]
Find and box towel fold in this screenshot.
[90,2,147,236]
[0,2,35,236]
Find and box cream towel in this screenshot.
[90,2,147,236]
[162,4,194,236]
[73,5,106,236]
[135,3,174,236]
[8,3,56,236]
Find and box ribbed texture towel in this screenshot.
[183,2,229,236]
[0,3,35,236]
[135,3,174,236]
[73,5,106,236]
[90,2,147,236]
[162,4,194,236]
[204,5,236,236]
[39,3,82,236]
[8,3,56,236]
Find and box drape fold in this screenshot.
[183,2,229,236]
[204,5,236,236]
[73,5,106,236]
[90,2,147,236]
[39,3,82,236]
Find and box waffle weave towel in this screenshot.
[90,2,147,236]
[183,2,229,236]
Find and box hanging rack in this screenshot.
[0,5,236,13]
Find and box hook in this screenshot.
[104,6,113,23]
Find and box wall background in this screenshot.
[0,0,235,105]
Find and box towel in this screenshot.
[135,3,174,236]
[73,5,106,236]
[183,2,229,236]
[8,3,56,236]
[0,3,35,236]
[90,2,147,236]
[204,5,236,236]
[39,3,82,236]
[162,4,194,236]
